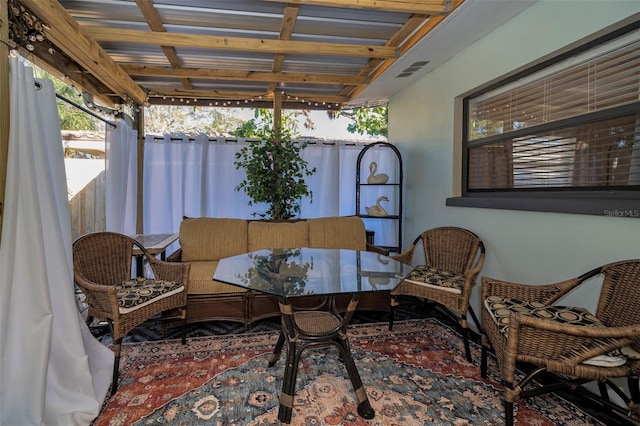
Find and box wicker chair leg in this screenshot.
[461,326,472,363]
[598,381,610,402]
[630,377,639,404]
[111,338,122,395]
[480,345,488,378]
[181,312,187,345]
[505,399,514,426]
[388,300,397,331]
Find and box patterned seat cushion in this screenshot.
[116,278,185,314]
[484,296,634,367]
[403,265,464,294]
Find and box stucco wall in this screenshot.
[389,1,640,317]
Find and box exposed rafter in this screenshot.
[25,0,147,105]
[85,27,399,58]
[262,0,450,14]
[120,65,367,85]
[135,0,193,90]
[15,0,461,109]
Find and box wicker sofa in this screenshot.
[167,215,389,326]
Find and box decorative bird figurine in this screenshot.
[367,161,389,184]
[365,195,389,217]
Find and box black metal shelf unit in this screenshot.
[355,142,403,253]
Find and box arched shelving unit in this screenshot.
[355,142,403,253]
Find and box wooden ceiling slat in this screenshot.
[26,0,147,105]
[135,0,193,90]
[85,27,398,58]
[17,0,463,109]
[120,65,366,85]
[263,0,450,14]
[269,4,299,92]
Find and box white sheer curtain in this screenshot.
[142,135,397,246]
[105,121,138,234]
[0,58,113,425]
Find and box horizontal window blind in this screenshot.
[468,113,639,189]
[468,34,639,140]
[464,28,640,192]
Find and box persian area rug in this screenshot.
[93,318,604,426]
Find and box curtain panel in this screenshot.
[141,135,398,247]
[0,58,113,426]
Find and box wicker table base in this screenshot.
[268,294,375,424]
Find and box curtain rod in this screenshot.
[54,92,117,129]
[36,81,117,129]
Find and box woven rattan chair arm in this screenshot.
[481,276,583,305]
[512,312,640,339]
[146,255,190,290]
[74,275,119,317]
[389,245,415,266]
[508,312,640,365]
[366,243,389,256]
[165,248,182,262]
[468,250,486,278]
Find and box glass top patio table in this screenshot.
[213,247,412,298]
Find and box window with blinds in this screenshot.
[463,26,639,195]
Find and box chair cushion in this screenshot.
[307,216,366,250]
[484,296,630,367]
[116,278,184,314]
[186,260,249,295]
[180,218,248,261]
[402,265,464,294]
[247,220,309,252]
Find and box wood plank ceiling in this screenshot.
[9,0,458,110]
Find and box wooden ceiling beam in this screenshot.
[120,65,366,85]
[269,4,299,92]
[85,27,398,58]
[26,0,147,105]
[135,0,193,90]
[262,0,450,14]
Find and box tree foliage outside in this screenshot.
[328,106,388,138]
[144,105,245,135]
[33,67,103,131]
[232,109,316,220]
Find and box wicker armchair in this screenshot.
[480,260,640,426]
[73,232,190,394]
[389,227,485,362]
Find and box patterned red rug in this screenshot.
[93,318,604,425]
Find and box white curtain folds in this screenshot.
[105,121,138,234]
[142,135,397,246]
[0,58,113,425]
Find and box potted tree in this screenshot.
[233,109,316,220]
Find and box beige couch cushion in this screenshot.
[180,217,248,261]
[247,220,309,251]
[307,216,366,250]
[187,260,249,295]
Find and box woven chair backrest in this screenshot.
[596,259,640,330]
[419,227,484,275]
[73,232,136,285]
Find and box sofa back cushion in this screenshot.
[307,216,367,250]
[247,220,309,251]
[180,217,248,261]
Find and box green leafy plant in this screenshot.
[328,106,388,137]
[233,109,316,220]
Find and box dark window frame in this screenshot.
[447,17,640,218]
